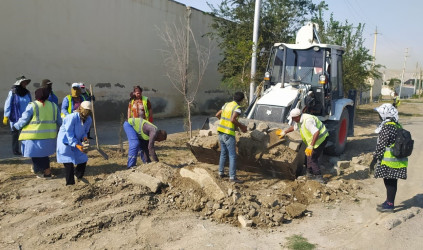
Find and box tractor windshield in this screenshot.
[268,46,325,86]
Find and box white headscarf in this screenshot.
[374,103,399,133]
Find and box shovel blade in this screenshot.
[267,129,284,149]
[97,148,109,160]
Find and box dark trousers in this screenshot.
[64,162,87,185]
[139,139,151,163]
[306,138,328,175]
[384,178,398,204]
[31,157,50,173]
[11,129,21,155]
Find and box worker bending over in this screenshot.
[278,108,328,183]
[123,118,167,168]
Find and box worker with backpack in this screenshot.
[370,103,414,213]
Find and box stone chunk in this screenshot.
[214,209,231,219]
[272,212,284,223]
[256,122,269,132]
[286,203,307,218]
[128,172,163,193]
[352,164,368,172]
[288,142,301,151]
[337,161,350,169]
[179,167,226,200]
[250,130,268,142]
[238,215,253,228]
[199,129,212,137]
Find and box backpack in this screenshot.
[392,127,414,158]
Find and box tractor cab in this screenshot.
[263,43,345,118]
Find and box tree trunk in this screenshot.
[187,102,192,138]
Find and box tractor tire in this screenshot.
[325,108,349,156]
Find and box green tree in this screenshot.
[208,0,318,98]
[313,11,383,95]
[388,78,401,88]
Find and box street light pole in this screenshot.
[399,48,408,98]
[249,0,261,104]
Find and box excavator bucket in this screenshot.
[188,120,305,179]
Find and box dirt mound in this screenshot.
[0,129,370,249]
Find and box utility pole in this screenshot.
[399,48,409,98]
[370,27,378,102]
[249,0,261,104]
[414,62,419,95]
[185,6,191,92]
[420,67,422,97]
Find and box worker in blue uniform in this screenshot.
[3,76,32,155]
[13,88,62,178]
[56,101,92,185]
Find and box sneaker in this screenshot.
[377,201,388,209]
[218,172,226,178]
[36,173,52,179]
[305,172,313,179]
[376,202,394,213]
[229,178,244,184]
[77,177,89,184]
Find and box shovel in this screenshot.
[89,84,109,160]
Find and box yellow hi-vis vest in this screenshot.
[129,117,157,140]
[381,122,408,168]
[299,113,328,148]
[217,101,240,136]
[130,96,149,120]
[19,101,58,140]
[61,95,86,118]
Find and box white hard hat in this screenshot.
[80,101,92,110]
[289,108,302,118]
[71,82,80,88]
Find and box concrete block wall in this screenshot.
[0,0,226,120]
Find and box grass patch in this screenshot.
[285,235,316,250]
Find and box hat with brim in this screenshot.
[289,108,302,118]
[41,79,52,88]
[14,78,31,86]
[80,101,92,110]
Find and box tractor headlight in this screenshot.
[264,72,270,81]
[319,74,327,84]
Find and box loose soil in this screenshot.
[1,100,423,249]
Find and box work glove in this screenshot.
[305,145,314,157]
[275,129,286,139]
[3,117,8,125]
[82,138,90,151]
[76,144,84,152]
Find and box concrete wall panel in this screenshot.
[0,0,226,120]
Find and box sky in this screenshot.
[174,0,423,80]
